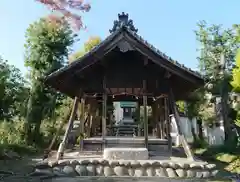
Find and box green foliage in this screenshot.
[69,36,101,62]
[196,21,239,80]
[195,147,240,174]
[231,49,240,92]
[176,101,185,113]
[24,17,76,143]
[188,89,213,121]
[76,133,87,145]
[0,118,59,154]
[83,36,101,52]
[195,22,240,144]
[0,120,26,145]
[192,137,209,149]
[179,88,212,123]
[235,110,240,127]
[0,58,29,120]
[24,18,76,75]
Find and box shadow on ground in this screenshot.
[194,146,240,178]
[0,157,41,182]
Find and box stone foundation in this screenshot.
[32,159,218,179]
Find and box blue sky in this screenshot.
[0,0,238,74]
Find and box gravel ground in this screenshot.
[44,177,232,182]
[0,157,40,182]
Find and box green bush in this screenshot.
[192,138,209,149]
[0,119,61,154]
[0,120,26,145]
[76,133,87,146]
[0,120,40,155]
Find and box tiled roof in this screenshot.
[46,23,203,81]
[124,27,203,79]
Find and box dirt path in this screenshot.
[0,157,41,182]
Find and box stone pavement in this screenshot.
[43,177,229,182]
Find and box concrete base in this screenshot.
[83,137,169,156]
[103,148,148,160]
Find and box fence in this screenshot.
[170,116,225,146]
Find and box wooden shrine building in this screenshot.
[45,12,204,160]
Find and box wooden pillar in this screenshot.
[161,101,166,139]
[152,101,157,136]
[56,96,79,160]
[164,97,172,155]
[169,88,195,161]
[155,100,162,139]
[102,76,107,147]
[85,102,91,137]
[156,102,160,138]
[137,103,141,136]
[89,98,98,137]
[143,95,148,148]
[160,107,164,139]
[79,96,85,151]
[143,80,148,149]
[94,108,100,136]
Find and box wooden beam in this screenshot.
[169,88,195,161]
[56,96,79,160]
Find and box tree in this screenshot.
[231,25,240,93]
[47,36,102,150]
[24,17,76,143]
[0,58,29,121]
[196,21,238,80]
[231,49,240,93]
[231,31,240,132]
[43,35,101,152]
[69,36,101,62]
[36,0,91,30]
[196,21,240,143]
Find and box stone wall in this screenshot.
[32,159,218,179]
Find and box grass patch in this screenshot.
[194,145,240,174]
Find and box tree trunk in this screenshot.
[221,87,232,144]
[197,119,204,141]
[33,122,41,144]
[189,119,197,143]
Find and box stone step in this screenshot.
[116,130,135,133]
[115,131,135,136]
[114,127,137,130]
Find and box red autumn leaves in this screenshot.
[36,0,91,30]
